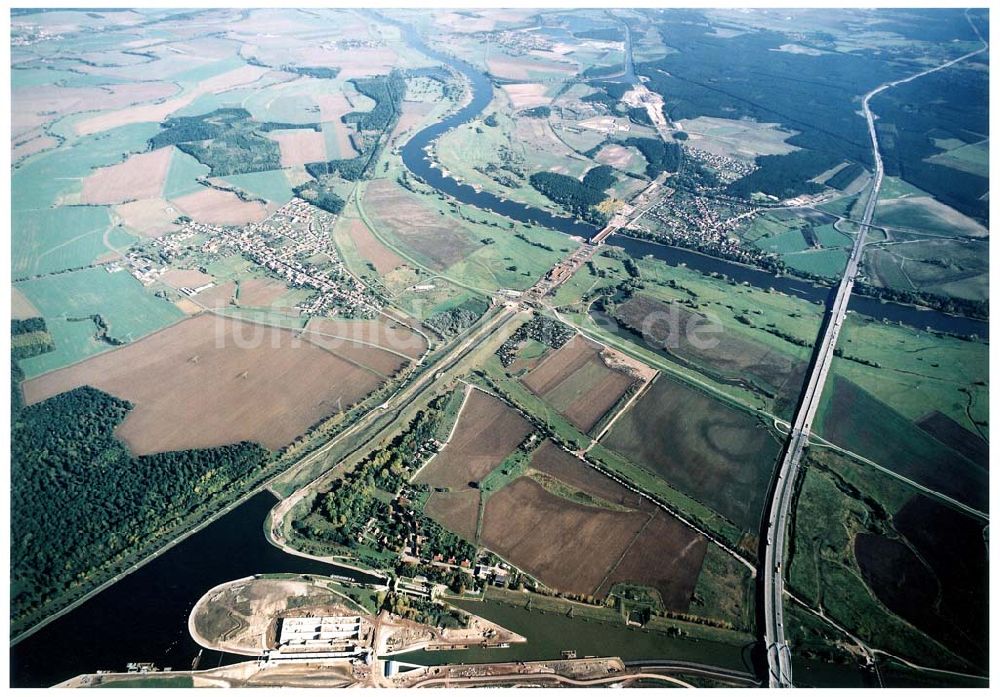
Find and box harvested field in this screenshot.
[423,490,481,544]
[363,180,476,270]
[603,374,782,531]
[172,187,273,225]
[237,278,290,307]
[12,133,58,162]
[481,477,649,595]
[529,440,650,511]
[522,335,635,433]
[501,83,551,110]
[80,148,173,205]
[414,390,533,490]
[13,81,178,139]
[467,440,708,610]
[817,376,987,513]
[343,218,406,274]
[674,116,799,159]
[916,411,988,470]
[190,576,362,655]
[486,56,576,81]
[613,294,808,416]
[594,510,709,610]
[21,314,392,454]
[11,287,40,320]
[113,198,183,238]
[389,101,435,147]
[305,316,427,360]
[160,268,215,289]
[316,93,354,123]
[595,144,642,172]
[195,281,236,308]
[74,66,272,136]
[269,129,327,167]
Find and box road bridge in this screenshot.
[761,17,988,687]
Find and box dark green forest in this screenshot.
[529,164,617,223]
[11,383,269,630]
[148,108,317,177]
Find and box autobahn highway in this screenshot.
[761,19,988,688]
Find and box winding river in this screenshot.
[9,18,987,691]
[395,23,986,338]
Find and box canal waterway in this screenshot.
[10,492,381,688]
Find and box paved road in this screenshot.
[762,18,988,688]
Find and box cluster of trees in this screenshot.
[149,108,286,176]
[11,385,269,626]
[342,71,406,133]
[11,317,54,360]
[496,315,574,367]
[383,592,469,629]
[528,165,616,223]
[622,137,681,178]
[285,66,340,79]
[423,306,481,337]
[291,180,346,214]
[520,106,551,119]
[725,149,840,200]
[295,402,476,563]
[304,72,406,184]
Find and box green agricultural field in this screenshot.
[926,138,988,178]
[782,248,848,277]
[15,268,184,377]
[756,229,809,254]
[221,170,295,206]
[164,147,211,199]
[814,375,986,514]
[864,238,988,302]
[12,206,117,278]
[812,223,852,248]
[831,312,988,429]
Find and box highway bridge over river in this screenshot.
[761,14,989,688]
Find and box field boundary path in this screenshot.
[761,14,989,688]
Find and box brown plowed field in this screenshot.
[478,441,707,611]
[529,440,650,512]
[521,335,634,433]
[343,218,406,274]
[414,390,532,489]
[363,180,476,270]
[481,477,649,596]
[161,268,215,289]
[81,147,173,205]
[237,278,289,307]
[173,187,273,226]
[21,315,392,454]
[594,510,708,611]
[423,490,481,544]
